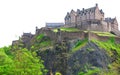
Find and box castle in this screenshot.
[11,4,120,75]
[64,4,119,32]
[12,4,120,48]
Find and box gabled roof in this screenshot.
[65,12,71,20]
[76,6,96,16]
[65,4,104,19]
[70,9,77,16]
[100,9,104,14]
[84,7,96,13]
[105,18,115,23]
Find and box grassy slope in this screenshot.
[84,31,116,37]
[71,37,120,75]
[71,38,88,53]
[92,31,116,37]
[92,38,120,57]
[30,34,53,51]
[92,39,120,75]
[53,27,80,32]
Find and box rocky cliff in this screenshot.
[29,34,120,75]
[13,29,120,75]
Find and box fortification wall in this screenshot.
[114,37,120,43]
[36,29,57,41]
[87,32,99,40]
[61,31,85,40]
[36,28,120,44]
[97,36,120,43]
[89,24,102,31]
[36,28,86,41]
[88,32,120,43]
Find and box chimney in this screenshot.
[82,8,84,11]
[96,3,98,7]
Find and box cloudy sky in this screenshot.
[0,0,120,47]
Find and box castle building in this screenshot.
[21,33,34,46]
[46,23,64,28]
[64,4,119,32]
[12,32,34,48]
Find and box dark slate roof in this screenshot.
[65,4,104,19]
[22,33,33,37]
[84,7,96,12]
[100,9,104,14]
[65,12,71,20]
[105,18,115,23]
[77,6,97,15]
[70,9,76,13]
[46,23,64,28]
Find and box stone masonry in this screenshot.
[64,4,119,32]
[12,4,120,47]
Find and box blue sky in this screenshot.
[0,0,120,47]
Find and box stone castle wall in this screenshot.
[12,28,120,48]
[61,31,86,40]
[36,29,86,41]
[88,32,120,43]
[36,29,57,41]
[65,4,119,32]
[37,29,120,44]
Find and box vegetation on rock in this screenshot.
[30,34,53,51]
[71,38,88,53]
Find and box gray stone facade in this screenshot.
[46,23,64,28]
[12,4,120,48]
[64,4,119,32]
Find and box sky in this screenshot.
[0,0,120,47]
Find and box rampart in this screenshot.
[88,32,120,43]
[13,28,120,48]
[36,28,120,44]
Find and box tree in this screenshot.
[0,47,14,75]
[13,48,47,75]
[0,46,47,75]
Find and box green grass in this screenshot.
[36,34,44,40]
[92,38,120,56]
[31,34,52,50]
[71,38,88,53]
[36,34,52,47]
[86,47,95,52]
[92,38,120,75]
[91,31,116,37]
[39,41,51,47]
[55,72,62,75]
[78,67,100,75]
[53,27,80,32]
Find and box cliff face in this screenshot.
[67,42,111,75]
[34,36,120,75]
[14,29,120,75]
